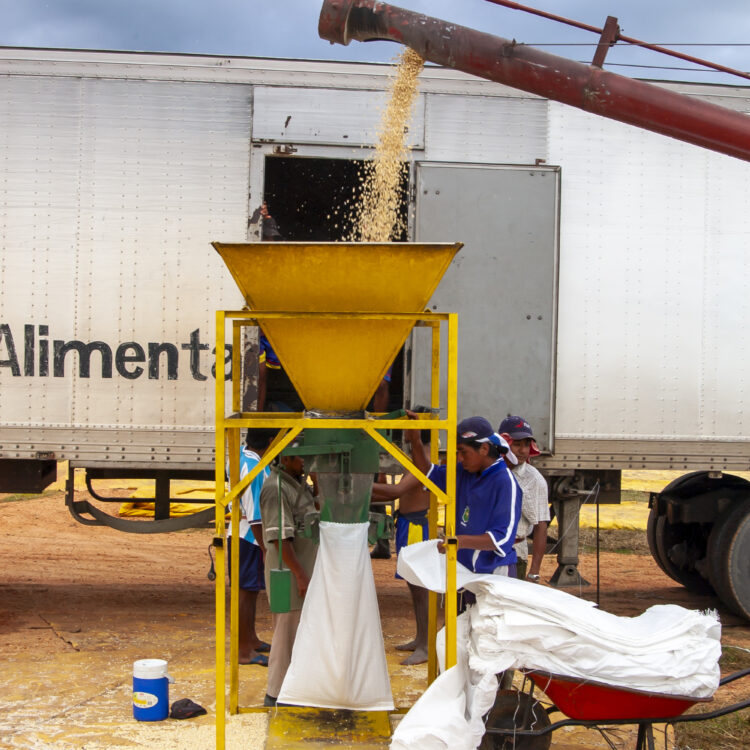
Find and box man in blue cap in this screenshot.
[393,416,522,580]
[431,417,522,580]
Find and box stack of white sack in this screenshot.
[391,540,722,750]
[468,577,721,698]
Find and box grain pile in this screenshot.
[348,48,424,242]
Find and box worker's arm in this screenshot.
[527,520,548,578]
[249,521,266,555]
[405,432,431,475]
[437,533,498,553]
[280,538,311,597]
[371,473,421,502]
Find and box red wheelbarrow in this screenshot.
[480,667,750,750]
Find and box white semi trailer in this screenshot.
[1,47,749,615]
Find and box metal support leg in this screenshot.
[154,476,171,520]
[549,497,590,587]
[636,722,655,750]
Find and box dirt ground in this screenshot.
[2,488,750,750]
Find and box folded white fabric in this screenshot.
[398,540,721,698]
[392,613,496,750]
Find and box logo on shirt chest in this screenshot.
[461,506,470,525]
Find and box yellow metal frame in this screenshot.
[213,309,458,750]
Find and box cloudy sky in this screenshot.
[1,0,748,85]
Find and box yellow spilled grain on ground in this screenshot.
[349,48,424,242]
[20,713,268,750]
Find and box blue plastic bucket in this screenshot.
[132,659,169,721]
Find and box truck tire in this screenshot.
[652,514,714,595]
[649,471,750,597]
[717,505,750,621]
[647,503,671,579]
[706,500,750,617]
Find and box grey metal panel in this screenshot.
[535,438,750,473]
[548,102,750,443]
[412,163,559,451]
[253,86,425,148]
[424,94,548,164]
[0,74,249,434]
[0,426,214,466]
[0,49,554,99]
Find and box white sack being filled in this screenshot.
[278,521,394,710]
[391,540,722,749]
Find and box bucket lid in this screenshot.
[133,658,168,679]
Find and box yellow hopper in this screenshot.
[213,241,461,412]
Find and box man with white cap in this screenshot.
[432,417,522,581]
[398,416,522,583]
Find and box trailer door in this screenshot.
[411,163,559,452]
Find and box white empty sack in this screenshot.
[278,521,394,710]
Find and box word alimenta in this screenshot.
[0,325,232,381]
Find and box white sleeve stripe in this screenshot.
[487,465,518,556]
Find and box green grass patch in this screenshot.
[620,489,651,503]
[720,645,750,671]
[674,709,750,750]
[0,490,58,504]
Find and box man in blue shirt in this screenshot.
[227,428,277,665]
[429,417,522,577]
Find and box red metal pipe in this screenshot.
[318,0,750,163]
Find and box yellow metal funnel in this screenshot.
[213,242,461,412]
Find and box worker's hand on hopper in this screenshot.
[403,410,420,443]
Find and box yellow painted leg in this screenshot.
[228,429,240,714]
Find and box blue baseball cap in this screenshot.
[498,416,534,440]
[457,417,517,465]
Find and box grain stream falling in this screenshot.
[349,48,424,242]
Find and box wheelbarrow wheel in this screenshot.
[480,689,551,750]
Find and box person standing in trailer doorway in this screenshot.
[499,415,549,583]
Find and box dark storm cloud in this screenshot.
[0,0,747,83]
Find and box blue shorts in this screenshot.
[227,537,265,591]
[395,510,428,580]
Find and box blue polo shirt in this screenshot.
[427,459,522,574]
